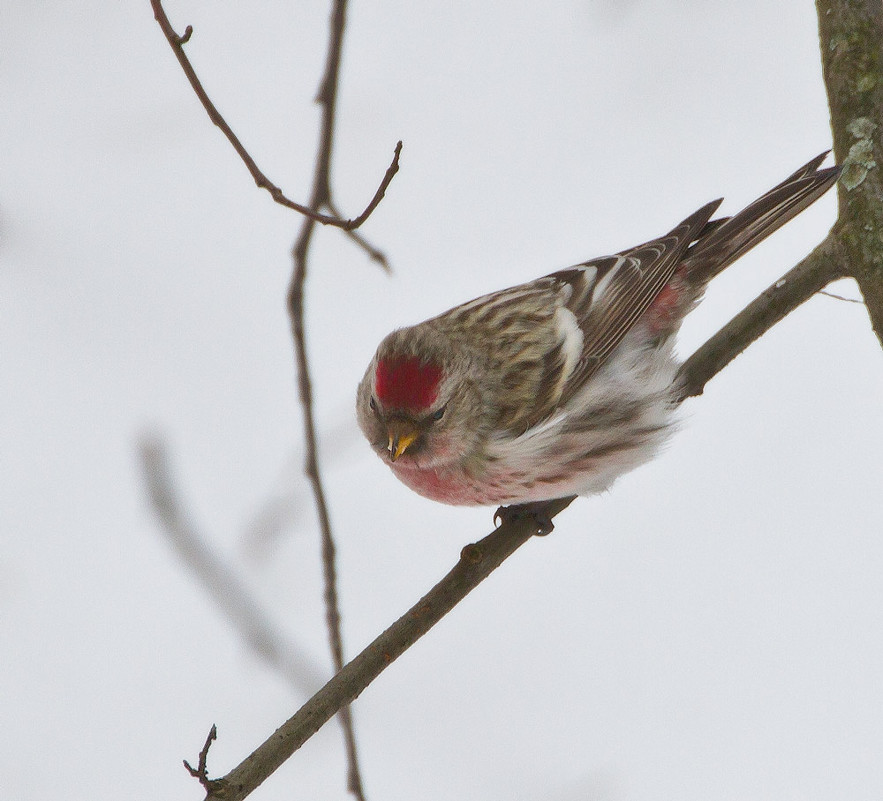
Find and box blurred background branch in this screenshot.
[139,436,327,696]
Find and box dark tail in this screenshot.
[680,152,840,284]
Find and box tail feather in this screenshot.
[681,152,840,284]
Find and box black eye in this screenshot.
[431,405,446,421]
[369,397,379,414]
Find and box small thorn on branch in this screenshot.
[177,24,193,45]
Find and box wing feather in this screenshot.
[550,200,722,403]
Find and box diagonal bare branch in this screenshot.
[205,496,577,801]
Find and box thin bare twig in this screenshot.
[283,0,368,798]
[184,725,225,795]
[149,0,401,231]
[139,437,328,696]
[817,289,864,304]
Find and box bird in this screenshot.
[356,153,839,533]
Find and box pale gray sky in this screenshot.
[2,2,882,800]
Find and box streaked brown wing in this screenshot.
[453,153,838,433]
[549,200,722,403]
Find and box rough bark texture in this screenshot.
[817,0,883,344]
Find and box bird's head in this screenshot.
[356,325,488,469]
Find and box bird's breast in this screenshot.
[389,460,504,506]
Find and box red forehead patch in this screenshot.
[375,356,442,411]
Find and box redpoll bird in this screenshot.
[357,154,839,528]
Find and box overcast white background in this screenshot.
[3,1,882,799]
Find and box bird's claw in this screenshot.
[493,502,555,536]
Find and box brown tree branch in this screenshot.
[195,181,860,799]
[204,496,576,801]
[149,0,401,231]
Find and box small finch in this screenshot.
[357,154,839,530]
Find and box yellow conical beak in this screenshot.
[387,425,419,462]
